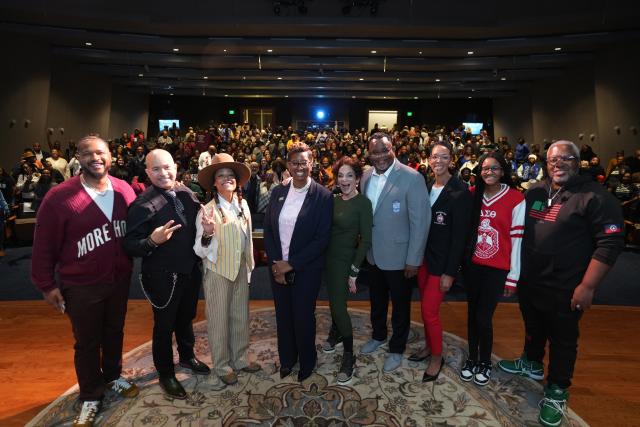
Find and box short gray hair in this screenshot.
[548,140,580,159]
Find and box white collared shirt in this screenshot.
[366,159,396,210]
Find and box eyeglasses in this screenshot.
[288,161,310,167]
[481,166,503,173]
[547,155,577,165]
[429,155,451,162]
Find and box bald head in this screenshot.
[145,149,177,190]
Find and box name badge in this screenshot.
[392,200,401,213]
[278,196,285,202]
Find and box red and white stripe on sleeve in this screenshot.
[506,198,526,288]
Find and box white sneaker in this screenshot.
[73,400,101,427]
[459,359,477,382]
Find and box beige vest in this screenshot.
[202,199,254,282]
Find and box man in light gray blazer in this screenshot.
[360,132,430,372]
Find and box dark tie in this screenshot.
[165,190,187,225]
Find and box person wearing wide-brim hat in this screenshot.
[193,153,261,386]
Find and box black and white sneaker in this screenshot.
[474,362,492,386]
[459,359,477,382]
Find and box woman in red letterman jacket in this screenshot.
[460,152,525,386]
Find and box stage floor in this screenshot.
[1,300,639,426]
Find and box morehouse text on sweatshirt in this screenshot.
[31,175,136,293]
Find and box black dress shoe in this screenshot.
[279,367,292,379]
[422,357,445,383]
[159,375,187,399]
[408,350,431,362]
[179,357,211,375]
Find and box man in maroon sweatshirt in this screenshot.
[32,135,139,427]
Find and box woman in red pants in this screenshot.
[410,141,472,382]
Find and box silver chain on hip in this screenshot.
[139,272,177,310]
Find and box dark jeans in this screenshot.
[62,281,129,401]
[141,266,201,377]
[519,283,583,389]
[465,264,508,363]
[369,265,413,354]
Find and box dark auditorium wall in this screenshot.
[0,35,149,168]
[0,36,51,167]
[494,41,640,163]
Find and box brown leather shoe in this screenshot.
[220,371,238,385]
[240,362,262,373]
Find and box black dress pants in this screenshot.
[519,283,582,388]
[271,268,322,376]
[368,265,413,354]
[142,266,201,377]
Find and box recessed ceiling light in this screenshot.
[224,94,228,97]
[85,42,92,47]
[383,96,387,99]
[371,50,377,54]
[285,95,289,98]
[223,49,227,52]
[396,78,400,81]
[359,78,364,81]
[500,77,507,81]
[414,96,418,99]
[554,47,562,51]
[267,49,273,53]
[471,89,475,92]
[419,51,423,55]
[170,93,174,96]
[277,77,283,80]
[138,73,143,77]
[203,76,208,79]
[435,78,440,82]
[242,76,246,80]
[173,48,179,52]
[468,96,472,99]
[352,95,356,98]
[467,51,474,55]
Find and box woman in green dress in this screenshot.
[322,156,373,384]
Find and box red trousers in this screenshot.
[417,263,444,355]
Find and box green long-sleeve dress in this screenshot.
[324,193,373,338]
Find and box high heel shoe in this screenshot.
[422,357,444,382]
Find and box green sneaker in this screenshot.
[497,354,544,380]
[538,384,568,427]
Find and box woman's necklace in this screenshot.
[548,185,562,207]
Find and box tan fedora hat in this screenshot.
[198,153,251,191]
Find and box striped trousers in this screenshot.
[203,258,250,376]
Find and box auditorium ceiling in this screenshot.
[2,0,640,99]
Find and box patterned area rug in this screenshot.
[28,307,588,426]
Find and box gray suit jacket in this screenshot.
[361,160,430,270]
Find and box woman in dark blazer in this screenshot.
[264,142,333,382]
[411,141,472,382]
